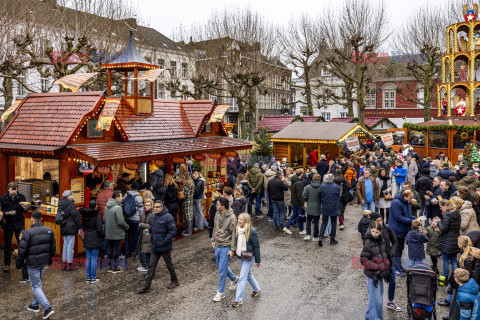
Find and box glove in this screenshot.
[372,274,379,288]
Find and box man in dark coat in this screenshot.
[116,172,131,195]
[1,181,30,271]
[318,174,341,247]
[389,190,415,276]
[415,168,433,217]
[138,201,178,293]
[438,163,456,180]
[267,171,289,230]
[16,211,56,319]
[285,169,305,233]
[246,164,263,216]
[315,155,329,181]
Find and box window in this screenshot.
[157,84,165,99]
[321,112,331,121]
[170,61,177,75]
[16,72,26,96]
[228,97,238,112]
[383,90,395,108]
[365,92,376,108]
[321,68,331,77]
[87,120,103,138]
[41,77,49,92]
[340,112,349,118]
[408,130,425,146]
[300,106,308,115]
[417,87,424,108]
[158,59,165,69]
[182,63,188,78]
[429,131,448,148]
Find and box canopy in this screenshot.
[54,73,98,92]
[271,122,370,143]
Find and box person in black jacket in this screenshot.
[80,200,104,283]
[267,171,289,230]
[415,168,433,217]
[162,174,179,224]
[193,171,208,231]
[425,176,443,221]
[334,169,353,230]
[1,181,29,272]
[59,190,81,271]
[16,211,55,319]
[285,170,305,233]
[316,155,329,181]
[137,201,179,293]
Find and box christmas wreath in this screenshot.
[461,132,469,139]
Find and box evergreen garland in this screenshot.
[291,115,305,123]
[404,122,480,132]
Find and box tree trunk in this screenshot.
[304,62,313,116]
[423,75,432,121]
[248,89,257,140]
[345,82,354,117]
[2,71,14,111]
[238,99,247,139]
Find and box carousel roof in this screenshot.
[109,31,150,65]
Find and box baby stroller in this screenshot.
[406,263,437,320]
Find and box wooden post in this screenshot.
[134,67,138,114]
[124,71,128,95]
[7,155,15,185]
[165,157,173,175]
[59,151,70,196]
[0,153,8,194]
[303,145,306,169]
[287,143,291,166]
[425,130,429,158]
[107,69,112,96]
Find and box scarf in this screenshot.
[236,227,247,257]
[379,175,389,198]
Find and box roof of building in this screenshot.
[256,115,319,132]
[109,31,151,65]
[0,91,104,146]
[271,122,364,141]
[330,117,394,128]
[414,120,476,126]
[67,136,252,164]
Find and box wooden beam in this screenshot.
[7,155,15,184]
[287,143,291,166]
[303,145,306,169]
[107,69,112,96]
[134,67,138,114]
[0,153,8,194]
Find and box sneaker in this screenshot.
[395,270,406,277]
[339,225,345,230]
[313,237,319,241]
[386,301,402,311]
[167,281,179,289]
[90,278,100,283]
[19,278,29,283]
[213,292,225,302]
[181,232,191,237]
[438,300,450,307]
[3,265,10,272]
[304,235,311,241]
[251,290,260,297]
[299,230,306,235]
[27,304,40,313]
[112,267,124,274]
[229,278,239,291]
[318,240,323,247]
[283,227,292,235]
[267,218,273,222]
[43,307,54,319]
[137,267,148,272]
[107,266,113,273]
[86,278,92,283]
[330,240,339,245]
[232,301,243,307]
[137,286,151,294]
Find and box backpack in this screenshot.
[55,209,66,225]
[123,193,137,217]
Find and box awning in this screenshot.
[0,143,60,154]
[67,136,252,164]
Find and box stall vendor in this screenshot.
[1,182,30,272]
[86,170,103,190]
[43,172,59,196]
[115,173,131,195]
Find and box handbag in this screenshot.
[241,251,253,261]
[384,194,394,201]
[177,190,185,200]
[78,229,85,240]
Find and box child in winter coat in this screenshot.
[454,268,479,320]
[406,220,429,268]
[358,210,372,242]
[426,216,442,274]
[232,187,247,217]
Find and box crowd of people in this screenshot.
[6,144,480,319]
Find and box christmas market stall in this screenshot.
[0,32,251,255]
[270,122,370,168]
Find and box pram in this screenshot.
[406,263,437,320]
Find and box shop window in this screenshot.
[408,130,425,146]
[453,130,474,149]
[429,131,448,148]
[87,120,103,138]
[393,133,405,145]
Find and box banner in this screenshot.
[381,133,394,146]
[345,136,360,151]
[97,97,121,131]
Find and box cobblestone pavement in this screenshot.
[1,203,449,319]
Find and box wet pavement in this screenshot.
[1,203,450,320]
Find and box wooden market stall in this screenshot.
[270,122,370,168]
[0,33,251,255]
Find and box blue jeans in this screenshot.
[366,276,384,320]
[442,253,458,278]
[215,246,237,293]
[103,222,108,255]
[28,266,51,311]
[271,200,286,228]
[86,248,100,279]
[361,202,376,212]
[322,216,332,237]
[125,221,139,255]
[267,194,273,218]
[62,235,75,263]
[409,259,424,269]
[388,266,396,302]
[248,193,262,215]
[235,258,261,303]
[396,182,403,194]
[286,206,304,231]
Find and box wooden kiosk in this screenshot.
[271,122,370,168]
[0,33,251,255]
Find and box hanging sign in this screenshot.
[173,158,186,164]
[225,151,237,157]
[70,176,85,206]
[124,163,139,171]
[345,136,360,151]
[96,166,111,175]
[380,133,394,147]
[193,154,204,161]
[209,153,222,159]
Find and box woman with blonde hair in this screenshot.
[181,172,195,236]
[232,213,261,307]
[232,187,247,217]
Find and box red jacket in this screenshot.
[96,188,114,221]
[309,150,318,166]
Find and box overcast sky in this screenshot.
[139,0,454,49]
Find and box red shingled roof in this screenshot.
[0,92,103,146]
[181,100,216,135]
[68,136,252,163]
[256,115,318,132]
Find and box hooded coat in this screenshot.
[438,209,461,254]
[302,180,322,216]
[263,169,276,192]
[406,229,429,260]
[247,167,263,194]
[80,208,104,250]
[104,198,129,240]
[459,201,480,235]
[59,197,80,236]
[291,175,305,207]
[149,206,176,254]
[456,278,479,320]
[457,175,480,188]
[320,182,340,216]
[360,231,391,279]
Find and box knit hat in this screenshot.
[370,212,382,221]
[467,170,475,176]
[62,190,73,197]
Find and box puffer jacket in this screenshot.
[389,193,415,239]
[415,174,433,201]
[193,177,205,200]
[320,182,340,216]
[344,167,356,186]
[232,196,247,217]
[393,166,408,184]
[96,188,113,220]
[360,231,391,279]
[457,176,480,188]
[150,168,165,193]
[438,209,461,254]
[263,169,276,192]
[302,180,322,216]
[139,209,154,253]
[460,201,480,235]
[59,197,80,236]
[163,183,179,218]
[291,175,304,207]
[406,229,429,260]
[456,279,479,320]
[426,226,441,257]
[16,223,56,268]
[149,206,177,254]
[247,167,263,194]
[104,198,129,240]
[80,208,104,250]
